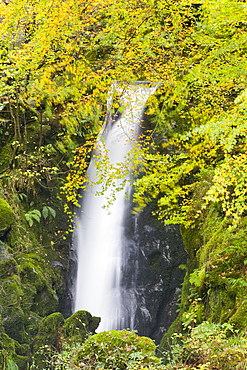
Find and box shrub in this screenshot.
[162,321,247,370]
[73,330,161,369]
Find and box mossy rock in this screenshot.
[32,312,65,353]
[31,287,59,316]
[0,241,17,279]
[19,260,47,289]
[11,341,31,370]
[21,284,37,313]
[0,198,14,238]
[206,288,236,324]
[62,310,100,345]
[0,331,16,353]
[73,330,161,369]
[0,331,19,367]
[17,254,59,316]
[2,307,25,343]
[181,224,202,258]
[0,276,24,311]
[229,300,247,331]
[0,276,26,342]
[32,312,65,368]
[24,312,42,341]
[0,257,18,278]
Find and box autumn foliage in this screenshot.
[0,0,247,228]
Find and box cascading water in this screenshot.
[74,82,158,332]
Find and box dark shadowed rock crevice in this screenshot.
[122,200,187,343]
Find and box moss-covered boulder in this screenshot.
[0,257,17,278]
[229,300,247,331]
[0,198,14,238]
[31,312,65,368]
[32,289,59,317]
[0,275,25,342]
[32,312,65,352]
[0,329,31,369]
[3,307,25,343]
[13,341,31,370]
[24,312,41,341]
[18,254,59,316]
[62,310,100,345]
[0,331,19,370]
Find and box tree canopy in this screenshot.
[0,0,247,227]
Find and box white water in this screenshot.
[74,83,158,331]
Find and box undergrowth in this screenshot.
[30,324,247,370]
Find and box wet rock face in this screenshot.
[122,202,187,343]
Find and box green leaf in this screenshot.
[30,209,41,218]
[30,213,41,222]
[42,206,49,220]
[6,358,18,370]
[47,206,56,218]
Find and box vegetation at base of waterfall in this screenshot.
[30,329,162,370]
[29,325,247,370]
[160,321,247,370]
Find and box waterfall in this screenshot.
[74,82,158,332]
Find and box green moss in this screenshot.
[32,312,65,352]
[159,315,183,352]
[163,196,247,352]
[32,288,59,316]
[24,312,41,341]
[16,254,60,316]
[21,284,37,312]
[0,144,12,172]
[0,331,16,353]
[3,307,25,343]
[0,257,17,278]
[62,310,100,345]
[180,224,202,259]
[1,276,24,312]
[0,198,15,236]
[19,261,46,289]
[32,312,65,368]
[229,300,247,331]
[14,341,31,370]
[206,288,236,324]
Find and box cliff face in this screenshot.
[182,211,247,331]
[123,202,186,343]
[0,172,70,368]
